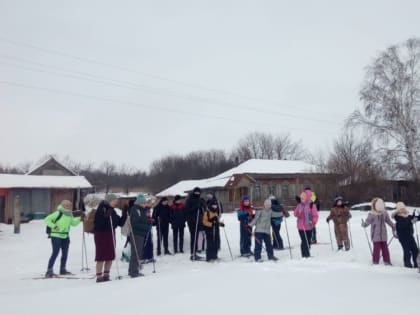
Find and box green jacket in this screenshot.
[130,205,151,237]
[45,205,81,239]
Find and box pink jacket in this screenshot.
[294,202,318,231]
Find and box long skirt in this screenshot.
[94,231,116,261]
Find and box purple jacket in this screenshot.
[364,210,395,242]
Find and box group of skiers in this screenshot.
[43,186,420,282]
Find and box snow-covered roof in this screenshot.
[26,156,77,176]
[156,159,320,197]
[216,159,318,178]
[0,174,92,189]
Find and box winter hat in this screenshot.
[160,197,168,203]
[263,199,272,209]
[105,194,118,203]
[210,199,219,207]
[334,196,343,206]
[174,195,183,202]
[242,195,250,202]
[193,187,201,194]
[135,194,147,205]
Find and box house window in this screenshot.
[269,185,276,197]
[254,185,262,201]
[282,183,289,199]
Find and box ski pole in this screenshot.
[327,221,334,251]
[348,221,354,249]
[144,229,156,273]
[192,208,200,261]
[81,229,90,272]
[128,214,146,275]
[283,216,293,260]
[414,209,420,248]
[109,216,122,280]
[302,228,312,257]
[361,219,373,256]
[387,236,394,247]
[221,225,234,261]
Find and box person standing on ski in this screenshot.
[202,199,224,262]
[362,198,395,265]
[326,196,351,251]
[303,187,320,244]
[153,197,172,255]
[392,202,420,268]
[294,192,319,258]
[249,199,278,262]
[237,195,254,257]
[129,194,151,277]
[94,194,127,282]
[170,195,186,254]
[185,187,206,261]
[270,197,286,250]
[142,200,155,263]
[44,200,82,278]
[206,191,223,250]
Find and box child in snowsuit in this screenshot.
[237,196,254,257]
[294,192,319,258]
[326,196,351,251]
[270,198,286,250]
[392,202,420,268]
[202,200,224,262]
[249,199,278,262]
[362,198,395,265]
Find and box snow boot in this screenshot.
[60,269,73,275]
[45,269,55,278]
[269,256,279,262]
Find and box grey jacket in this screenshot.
[364,210,395,242]
[249,208,272,234]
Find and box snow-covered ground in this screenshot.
[0,211,419,315]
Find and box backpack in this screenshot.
[83,209,96,233]
[121,215,131,237]
[46,211,63,238]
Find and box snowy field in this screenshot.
[0,211,419,315]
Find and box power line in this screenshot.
[0,35,339,116]
[0,80,339,135]
[0,57,343,126]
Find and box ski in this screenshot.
[27,274,96,280]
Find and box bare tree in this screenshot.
[232,132,306,162]
[347,38,420,180]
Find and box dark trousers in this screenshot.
[47,237,70,271]
[129,235,145,276]
[205,228,220,261]
[173,226,184,253]
[254,232,274,261]
[299,230,312,258]
[239,222,252,255]
[271,222,284,249]
[156,221,169,253]
[142,232,153,260]
[398,236,419,268]
[187,219,199,255]
[311,227,317,243]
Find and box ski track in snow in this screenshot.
[0,211,419,315]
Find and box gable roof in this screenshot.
[0,174,92,189]
[156,159,320,197]
[26,156,77,176]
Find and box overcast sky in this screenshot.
[1,0,419,171]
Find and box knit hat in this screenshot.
[135,193,147,205]
[193,187,201,194]
[105,194,118,202]
[174,195,183,202]
[242,195,250,202]
[263,199,272,209]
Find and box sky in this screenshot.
[1,0,419,171]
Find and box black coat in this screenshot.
[94,201,127,232]
[170,202,186,229]
[394,214,420,240]
[153,202,171,225]
[185,194,206,223]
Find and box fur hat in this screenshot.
[105,194,118,202]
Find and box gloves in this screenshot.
[326,218,330,224]
[219,222,225,227]
[295,196,301,204]
[361,220,368,228]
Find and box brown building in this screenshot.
[0,157,92,223]
[157,159,336,211]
